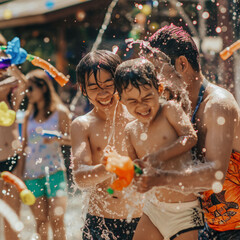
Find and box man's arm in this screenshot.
[71,118,111,189]
[134,95,239,193]
[154,98,238,192]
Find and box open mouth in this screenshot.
[98,97,114,107]
[137,109,151,118]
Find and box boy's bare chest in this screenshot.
[131,119,177,158]
[88,120,127,155]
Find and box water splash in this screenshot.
[0,199,24,233]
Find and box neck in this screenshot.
[186,72,204,111]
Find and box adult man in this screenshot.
[134,24,240,239]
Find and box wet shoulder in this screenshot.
[71,110,95,131]
[125,119,138,134]
[205,83,239,111]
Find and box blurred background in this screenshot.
[0,1,239,239]
[0,0,239,104]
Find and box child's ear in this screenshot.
[175,56,188,73]
[158,83,164,95]
[79,85,86,96]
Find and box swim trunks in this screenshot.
[198,222,240,240]
[202,150,240,231]
[143,199,204,240]
[0,154,19,172]
[82,213,140,240]
[25,170,67,198]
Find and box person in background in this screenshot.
[22,69,71,240]
[0,33,27,240]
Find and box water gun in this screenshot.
[104,149,142,194]
[220,40,240,60]
[0,101,16,127]
[1,171,36,205]
[41,129,62,138]
[0,37,69,87]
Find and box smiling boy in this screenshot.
[71,50,142,240]
[114,58,204,240]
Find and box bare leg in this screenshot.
[175,229,199,240]
[2,182,21,240]
[133,213,163,240]
[31,196,49,240]
[48,196,67,240]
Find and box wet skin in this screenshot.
[121,83,197,203]
[71,69,142,219]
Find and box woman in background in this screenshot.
[21,69,71,240]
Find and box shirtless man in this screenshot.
[134,24,240,239]
[71,50,142,240]
[0,35,27,240]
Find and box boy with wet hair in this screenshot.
[114,58,204,240]
[71,50,142,240]
[137,24,240,239]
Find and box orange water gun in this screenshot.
[1,171,36,205]
[0,44,69,87]
[104,149,142,194]
[220,40,240,60]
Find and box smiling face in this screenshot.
[85,69,117,111]
[121,83,160,124]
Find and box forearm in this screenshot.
[156,161,217,192]
[73,164,112,189]
[153,135,196,167]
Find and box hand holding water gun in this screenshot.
[103,148,142,194]
[1,171,36,205]
[220,40,240,60]
[0,37,69,86]
[0,101,16,127]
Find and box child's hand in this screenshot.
[140,153,159,168]
[133,169,159,193]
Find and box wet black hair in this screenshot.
[115,58,158,99]
[76,50,121,97]
[149,24,200,72]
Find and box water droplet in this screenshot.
[217,116,225,125]
[140,133,148,141]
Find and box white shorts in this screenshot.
[143,199,204,240]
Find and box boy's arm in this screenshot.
[138,97,238,193]
[145,101,197,168]
[71,118,111,189]
[124,125,138,160]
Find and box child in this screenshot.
[71,50,142,240]
[114,58,204,240]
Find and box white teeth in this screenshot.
[139,110,150,116]
[99,99,111,105]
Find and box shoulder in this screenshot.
[161,99,183,115]
[71,110,94,131]
[205,83,239,113]
[204,83,239,120]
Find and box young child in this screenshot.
[114,58,204,240]
[71,50,142,240]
